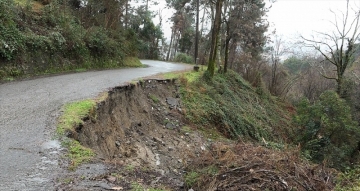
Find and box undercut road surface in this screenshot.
[0,60,192,191]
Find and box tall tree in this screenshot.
[194,0,199,65]
[223,0,268,74]
[302,0,360,96]
[208,0,224,77]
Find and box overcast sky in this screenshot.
[150,0,360,43]
[267,0,360,39]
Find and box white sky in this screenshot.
[148,0,360,43]
[267,0,360,39]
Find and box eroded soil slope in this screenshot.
[56,77,337,191]
[58,79,208,190]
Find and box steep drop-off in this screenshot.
[65,79,207,190]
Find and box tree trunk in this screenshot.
[224,21,230,73]
[200,7,206,37]
[208,0,224,77]
[337,74,343,96]
[194,0,199,64]
[166,30,174,61]
[125,0,129,29]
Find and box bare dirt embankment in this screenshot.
[57,79,208,190]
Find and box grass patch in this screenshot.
[123,57,144,67]
[163,72,180,79]
[131,182,168,191]
[57,99,96,135]
[335,166,360,191]
[125,164,135,171]
[75,68,87,72]
[62,139,95,170]
[184,71,202,83]
[200,126,225,141]
[13,0,43,12]
[149,94,159,103]
[180,126,192,134]
[184,171,199,187]
[56,99,96,169]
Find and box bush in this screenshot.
[294,90,360,170]
[0,0,23,60]
[175,53,193,64]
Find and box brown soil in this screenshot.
[55,78,338,191]
[56,79,208,190]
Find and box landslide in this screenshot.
[57,71,338,190]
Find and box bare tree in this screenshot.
[302,0,360,96]
[268,35,289,95]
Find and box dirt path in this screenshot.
[0,60,192,191]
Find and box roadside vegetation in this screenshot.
[0,0,157,81]
[174,69,359,190]
[56,99,96,169]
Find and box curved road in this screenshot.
[0,60,191,191]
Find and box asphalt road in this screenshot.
[0,60,191,191]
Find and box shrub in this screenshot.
[175,53,193,64]
[294,90,360,170]
[0,0,23,60]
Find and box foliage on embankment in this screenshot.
[0,0,142,81]
[180,70,294,143]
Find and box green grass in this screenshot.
[75,68,87,72]
[62,139,95,170]
[335,166,360,191]
[131,182,168,191]
[180,70,293,142]
[163,72,179,79]
[123,57,144,68]
[57,99,96,135]
[183,71,202,83]
[149,94,159,103]
[180,126,192,134]
[125,164,135,171]
[13,0,43,11]
[184,171,199,187]
[56,99,96,169]
[13,0,30,6]
[162,66,206,81]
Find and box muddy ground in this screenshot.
[55,79,208,190]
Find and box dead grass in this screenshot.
[14,0,44,13]
[186,141,338,191]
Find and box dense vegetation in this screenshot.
[181,70,293,143]
[0,0,163,80]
